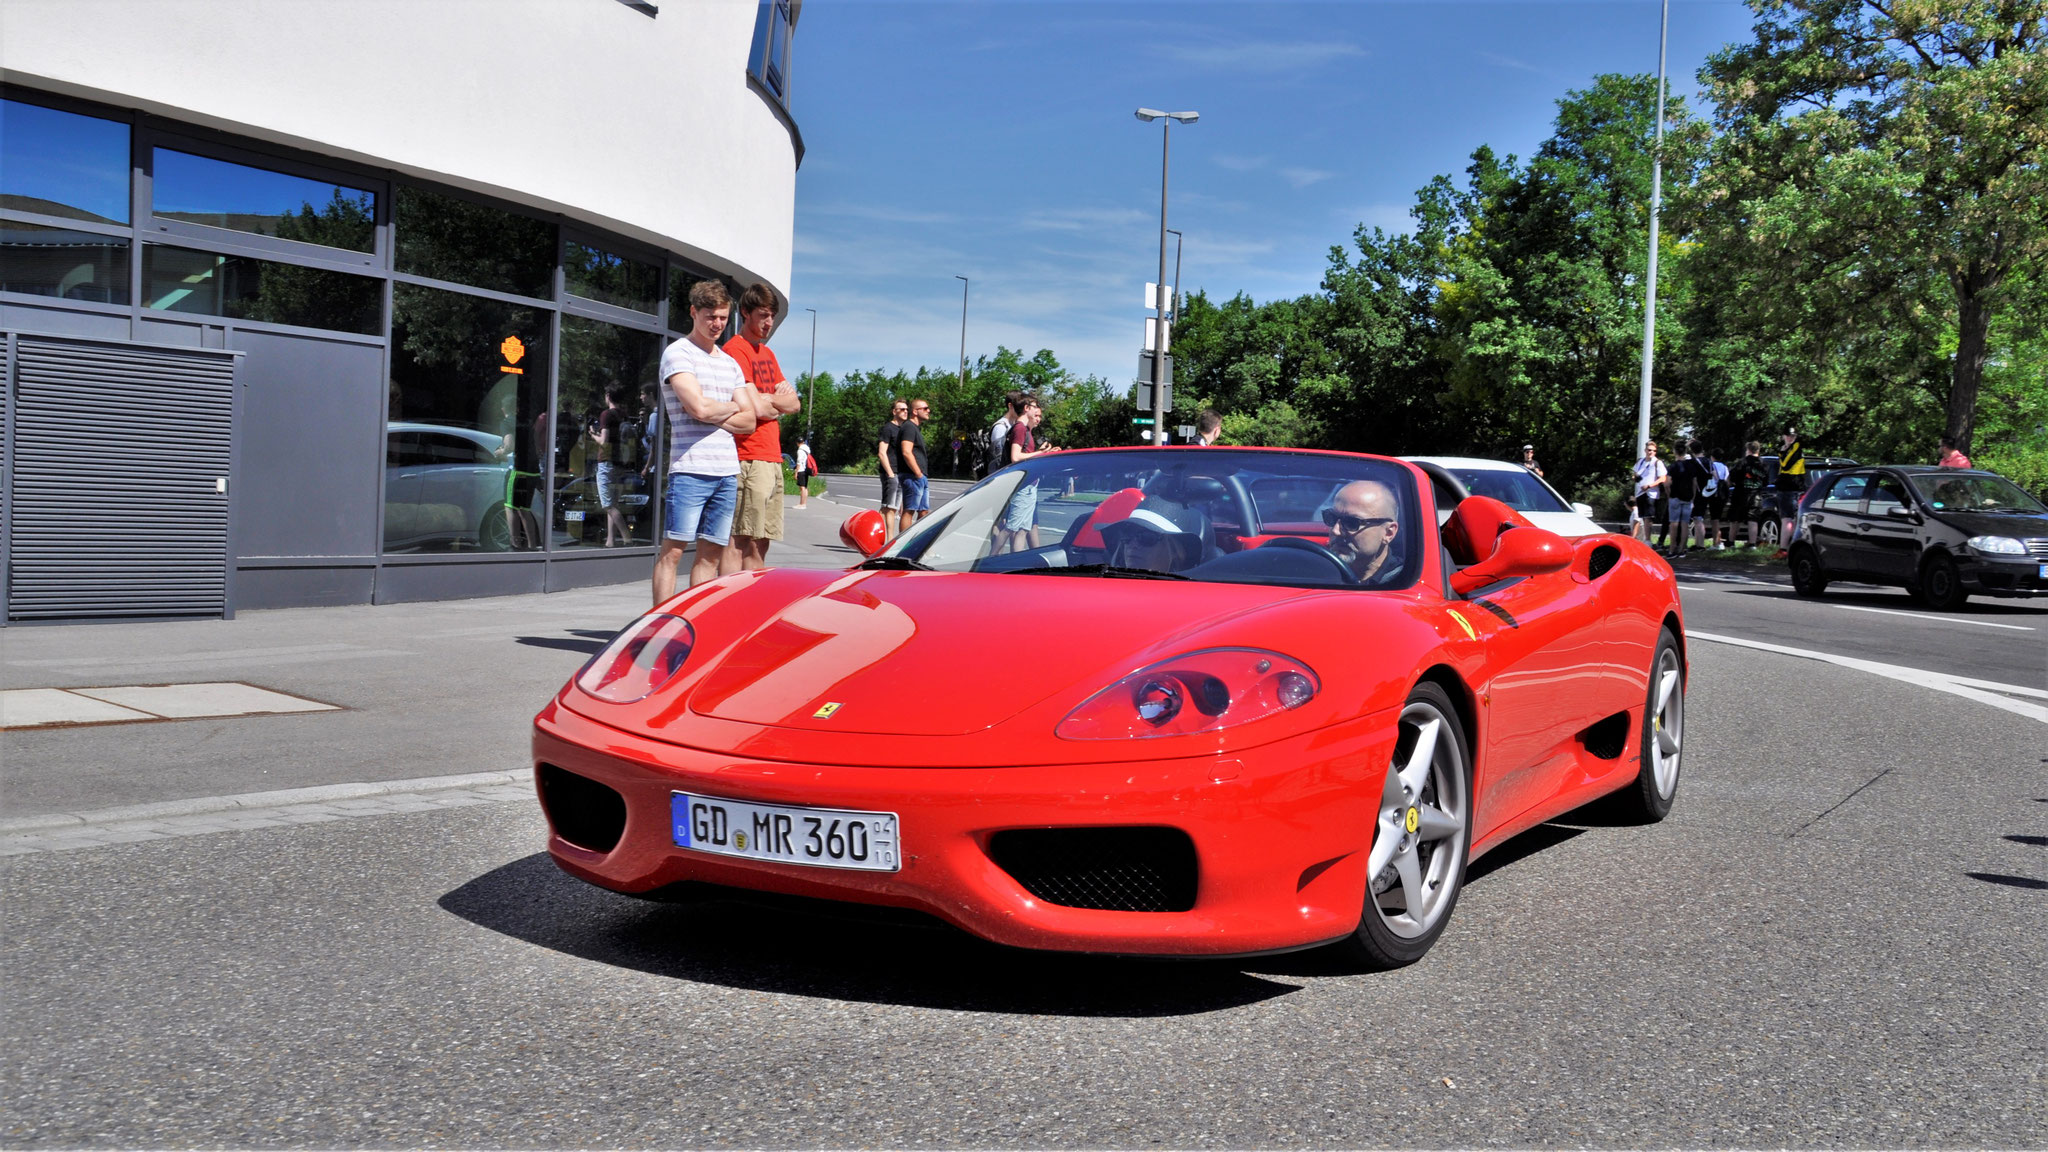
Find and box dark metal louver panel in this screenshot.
[7,337,236,619]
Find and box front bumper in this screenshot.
[532,699,1395,956]
[1958,552,2048,597]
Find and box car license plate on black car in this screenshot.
[671,792,900,872]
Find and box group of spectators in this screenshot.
[1628,431,1806,557]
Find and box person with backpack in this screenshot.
[1701,447,1731,548]
[987,390,1023,477]
[1729,441,1769,546]
[1664,441,1708,559]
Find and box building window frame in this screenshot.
[137,125,389,270]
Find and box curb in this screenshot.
[0,769,529,834]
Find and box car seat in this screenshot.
[1069,486,1147,551]
[1442,495,1533,567]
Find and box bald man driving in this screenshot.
[1323,480,1404,584]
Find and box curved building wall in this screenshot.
[0,0,794,294]
[0,0,802,618]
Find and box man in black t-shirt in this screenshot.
[1665,441,1708,558]
[877,400,906,541]
[897,399,933,536]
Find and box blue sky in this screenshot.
[782,0,1759,393]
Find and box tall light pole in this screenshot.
[954,275,969,392]
[1634,0,1670,464]
[1137,107,1197,445]
[1166,228,1184,323]
[803,307,817,441]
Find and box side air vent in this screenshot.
[1578,711,1631,760]
[1586,544,1623,580]
[537,764,628,853]
[988,826,1198,912]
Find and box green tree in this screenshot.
[1693,0,2048,454]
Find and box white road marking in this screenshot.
[0,770,531,857]
[1831,603,2034,631]
[1689,630,2048,723]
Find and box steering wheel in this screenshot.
[1258,536,1358,583]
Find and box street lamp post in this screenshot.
[803,307,817,441]
[954,275,969,392]
[1136,108,1197,445]
[1633,0,1670,464]
[1166,228,1183,323]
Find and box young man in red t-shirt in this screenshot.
[723,283,802,571]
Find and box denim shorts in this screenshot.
[664,471,738,546]
[1668,499,1695,525]
[902,474,930,512]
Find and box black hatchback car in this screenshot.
[1788,466,2048,609]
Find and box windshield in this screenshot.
[1910,472,2048,514]
[882,448,1424,590]
[1441,466,1570,513]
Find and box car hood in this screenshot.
[1523,510,1609,538]
[684,570,1331,736]
[1928,509,2048,538]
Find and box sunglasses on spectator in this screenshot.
[1323,510,1395,534]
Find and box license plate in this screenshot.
[671,792,900,872]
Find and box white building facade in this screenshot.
[0,0,802,617]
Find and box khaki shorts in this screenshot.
[732,458,785,540]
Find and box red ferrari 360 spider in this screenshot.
[533,447,1685,968]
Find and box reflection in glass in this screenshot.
[152,148,375,252]
[0,222,130,303]
[565,240,658,313]
[387,284,549,553]
[556,317,663,549]
[143,245,379,333]
[394,185,554,299]
[0,99,131,224]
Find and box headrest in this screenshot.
[1442,495,1532,567]
[1072,486,1146,549]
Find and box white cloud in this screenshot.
[1154,39,1367,73]
[1280,167,1335,189]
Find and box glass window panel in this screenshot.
[387,283,550,554]
[0,222,130,303]
[394,185,555,299]
[0,99,131,224]
[143,245,379,333]
[565,240,658,313]
[554,316,663,549]
[152,148,375,252]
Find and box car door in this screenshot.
[1464,565,1619,835]
[1808,472,1870,573]
[1857,472,1921,582]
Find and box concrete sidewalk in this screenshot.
[0,492,876,821]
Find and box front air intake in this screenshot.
[988,826,1198,912]
[537,764,628,853]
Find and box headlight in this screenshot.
[575,614,696,703]
[1057,648,1319,740]
[1967,535,2026,555]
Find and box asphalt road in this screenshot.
[3,530,2044,1147]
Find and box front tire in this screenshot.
[1613,627,1684,822]
[1918,552,1969,611]
[1789,546,1829,597]
[1330,682,1472,970]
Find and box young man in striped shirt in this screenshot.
[652,280,757,602]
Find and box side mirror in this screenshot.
[1451,526,1572,596]
[1886,504,1919,521]
[839,509,887,557]
[1570,501,1595,518]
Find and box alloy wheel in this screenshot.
[1649,647,1683,798]
[1366,699,1470,939]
